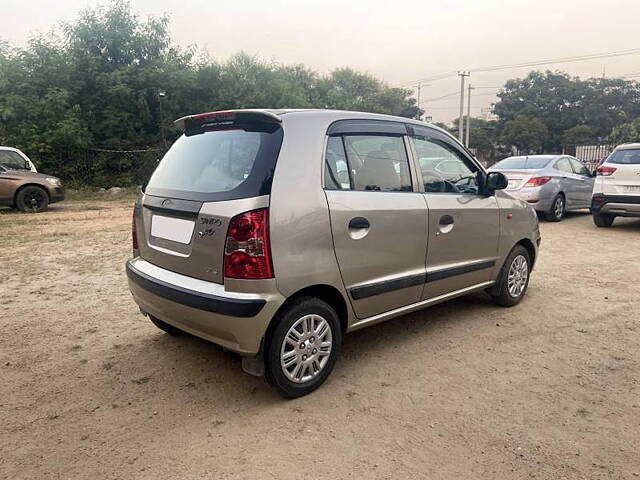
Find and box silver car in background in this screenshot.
[489,155,595,221]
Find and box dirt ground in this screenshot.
[1,197,639,480]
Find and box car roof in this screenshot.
[501,155,561,161]
[615,143,640,150]
[0,146,24,153]
[176,108,454,138]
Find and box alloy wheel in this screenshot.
[507,254,529,298]
[280,314,333,384]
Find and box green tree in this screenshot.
[562,125,596,145]
[0,1,421,185]
[608,118,640,145]
[494,70,640,150]
[500,115,548,152]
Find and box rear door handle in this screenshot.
[439,215,454,226]
[349,217,370,229]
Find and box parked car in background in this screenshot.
[126,109,540,398]
[591,143,640,227]
[0,146,38,172]
[489,155,595,221]
[0,164,64,212]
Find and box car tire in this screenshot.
[490,245,531,307]
[265,297,342,398]
[593,213,615,228]
[16,186,49,213]
[544,194,565,222]
[149,315,182,335]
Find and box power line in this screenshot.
[422,90,460,102]
[469,48,640,73]
[397,47,640,88]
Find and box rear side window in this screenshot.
[607,149,640,164]
[324,135,412,192]
[145,127,284,201]
[324,136,351,190]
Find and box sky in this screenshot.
[3,0,640,122]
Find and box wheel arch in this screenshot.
[516,238,536,267]
[14,183,50,206]
[263,284,349,352]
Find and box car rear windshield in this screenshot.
[144,126,284,201]
[607,149,640,165]
[493,157,551,169]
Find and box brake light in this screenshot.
[224,208,273,279]
[596,165,617,176]
[525,176,552,187]
[132,209,138,251]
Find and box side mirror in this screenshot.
[486,171,508,192]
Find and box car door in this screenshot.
[408,126,500,299]
[554,157,580,207]
[324,121,428,319]
[0,166,13,205]
[568,157,595,207]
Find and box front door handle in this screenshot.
[349,217,370,229]
[439,215,454,226]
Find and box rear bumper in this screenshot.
[591,194,640,217]
[126,258,285,354]
[507,188,554,212]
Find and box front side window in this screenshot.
[555,158,573,173]
[0,151,28,170]
[325,135,412,192]
[569,158,590,176]
[411,135,480,194]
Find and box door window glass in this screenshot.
[555,158,573,173]
[324,136,351,189]
[569,158,590,176]
[411,135,479,194]
[0,151,28,170]
[342,135,412,192]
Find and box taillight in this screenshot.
[524,176,552,187]
[132,209,138,251]
[596,165,617,176]
[224,208,273,279]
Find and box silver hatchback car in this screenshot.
[126,109,540,397]
[489,155,595,221]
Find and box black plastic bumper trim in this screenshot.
[126,261,265,318]
[591,194,640,212]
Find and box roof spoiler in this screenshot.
[174,110,282,136]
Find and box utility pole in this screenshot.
[158,90,167,151]
[457,72,470,142]
[465,84,473,147]
[414,82,431,121]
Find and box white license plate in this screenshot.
[507,180,520,189]
[150,215,195,244]
[623,185,640,193]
